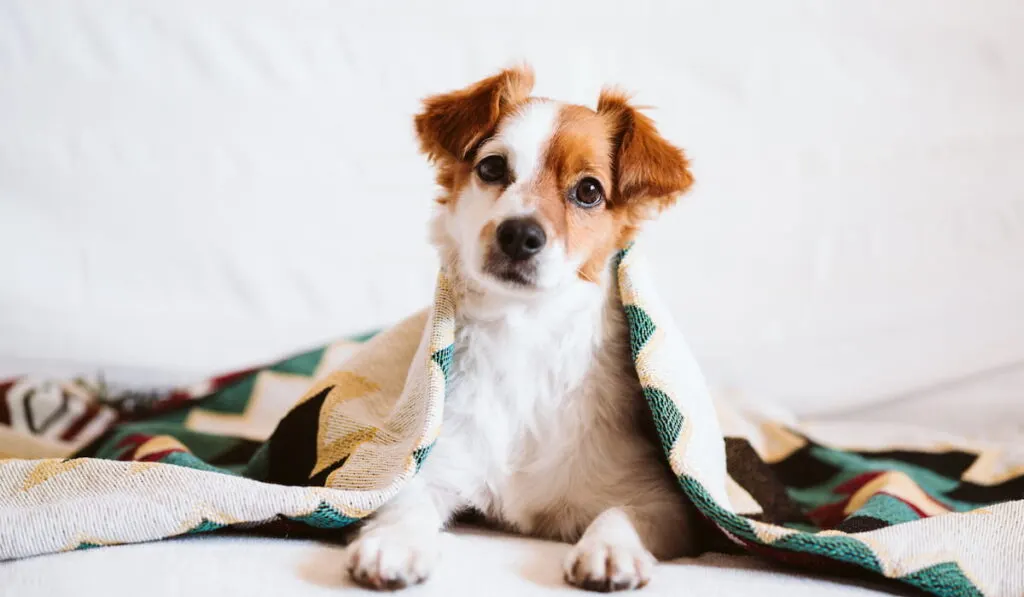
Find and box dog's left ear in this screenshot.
[598,89,693,214]
[415,65,535,164]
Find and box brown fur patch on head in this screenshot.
[532,105,618,283]
[531,99,692,284]
[597,88,693,215]
[414,65,535,203]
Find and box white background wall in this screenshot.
[2,1,1022,418]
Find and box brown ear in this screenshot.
[597,89,693,211]
[415,65,535,163]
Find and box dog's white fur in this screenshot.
[443,102,576,296]
[346,101,696,592]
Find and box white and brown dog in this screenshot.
[346,65,698,592]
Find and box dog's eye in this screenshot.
[476,155,508,183]
[571,178,605,208]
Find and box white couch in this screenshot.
[2,1,1022,595]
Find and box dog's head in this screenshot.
[416,65,692,298]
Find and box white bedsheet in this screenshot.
[0,527,904,597]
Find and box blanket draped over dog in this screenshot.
[1,246,1022,597]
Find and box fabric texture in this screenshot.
[1,246,1022,597]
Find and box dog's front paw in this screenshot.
[346,530,439,591]
[564,540,655,592]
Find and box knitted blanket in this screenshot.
[1,246,1022,597]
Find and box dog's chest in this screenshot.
[440,303,647,536]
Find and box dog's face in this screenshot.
[416,66,692,298]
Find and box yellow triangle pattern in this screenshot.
[21,459,87,492]
[312,427,378,477]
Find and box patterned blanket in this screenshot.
[1,246,1022,597]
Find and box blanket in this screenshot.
[1,246,1022,597]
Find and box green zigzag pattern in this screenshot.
[901,562,984,597]
[185,519,227,534]
[287,501,359,529]
[431,345,454,381]
[619,301,981,597]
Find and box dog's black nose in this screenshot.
[496,217,546,261]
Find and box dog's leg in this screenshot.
[346,478,455,590]
[564,502,696,592]
[563,507,655,592]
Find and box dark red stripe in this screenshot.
[833,471,885,495]
[59,402,104,442]
[138,448,187,462]
[807,499,852,529]
[876,490,943,519]
[205,367,261,394]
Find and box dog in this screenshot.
[346,64,698,592]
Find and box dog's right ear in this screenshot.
[415,65,535,163]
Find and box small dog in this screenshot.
[346,65,698,592]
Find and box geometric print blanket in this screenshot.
[1,245,1022,597]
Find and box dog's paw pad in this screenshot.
[564,540,654,592]
[346,532,438,591]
